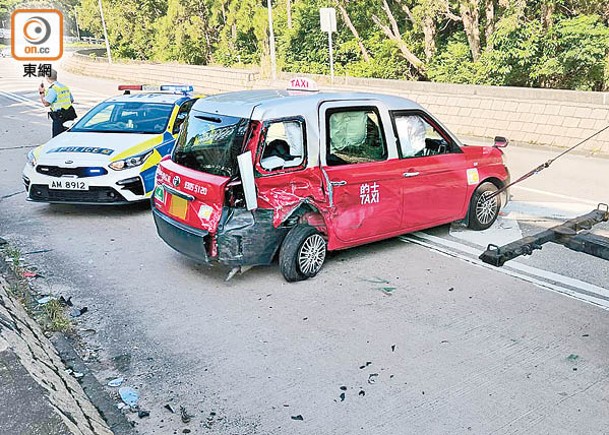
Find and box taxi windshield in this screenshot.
[172,111,249,177]
[71,102,174,134]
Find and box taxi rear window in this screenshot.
[172,111,249,177]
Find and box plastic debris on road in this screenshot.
[368,373,379,384]
[291,415,304,421]
[69,307,88,318]
[180,405,192,423]
[59,296,73,306]
[118,386,139,408]
[22,271,39,278]
[37,296,55,305]
[108,377,124,387]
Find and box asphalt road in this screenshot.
[1,57,608,434]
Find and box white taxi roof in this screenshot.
[192,90,424,120]
[104,92,188,105]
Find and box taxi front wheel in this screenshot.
[279,225,327,282]
[468,182,500,231]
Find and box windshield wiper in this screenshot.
[195,115,222,123]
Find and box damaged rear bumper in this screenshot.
[152,206,289,267]
[153,208,211,263]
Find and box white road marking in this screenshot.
[512,185,600,206]
[0,90,41,109]
[401,233,609,310]
[502,201,596,221]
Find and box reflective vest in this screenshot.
[47,83,72,111]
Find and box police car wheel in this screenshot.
[279,225,327,282]
[468,182,500,231]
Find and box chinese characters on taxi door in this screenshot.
[360,183,380,205]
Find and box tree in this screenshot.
[154,0,212,64]
[371,0,425,77]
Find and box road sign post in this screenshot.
[98,0,112,63]
[319,8,336,83]
[267,0,277,81]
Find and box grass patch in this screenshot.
[43,300,72,333]
[3,245,23,272]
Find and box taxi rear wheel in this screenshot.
[468,182,500,231]
[279,225,327,282]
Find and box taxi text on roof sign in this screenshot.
[287,77,319,92]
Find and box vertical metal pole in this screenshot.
[74,8,81,40]
[98,0,112,64]
[267,0,277,80]
[328,31,334,83]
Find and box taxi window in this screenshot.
[392,113,455,158]
[260,119,305,171]
[326,108,386,166]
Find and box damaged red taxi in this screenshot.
[152,79,510,281]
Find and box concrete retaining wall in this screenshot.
[64,50,260,95]
[63,52,609,154]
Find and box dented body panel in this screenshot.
[152,89,510,269]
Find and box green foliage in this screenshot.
[340,36,412,79]
[532,15,609,90]
[153,0,210,64]
[427,38,478,84]
[477,16,544,87]
[71,0,609,90]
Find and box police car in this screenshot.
[152,78,511,281]
[23,85,199,204]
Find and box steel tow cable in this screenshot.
[486,123,609,200]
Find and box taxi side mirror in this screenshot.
[237,151,258,211]
[63,120,76,129]
[494,136,509,148]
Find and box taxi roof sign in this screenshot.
[286,77,319,93]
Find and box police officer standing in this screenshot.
[38,69,76,137]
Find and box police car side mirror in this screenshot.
[63,120,76,129]
[237,151,258,211]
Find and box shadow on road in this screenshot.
[41,200,152,217]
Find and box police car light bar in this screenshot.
[160,85,194,93]
[118,85,144,91]
[117,84,194,95]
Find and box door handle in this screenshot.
[330,180,347,186]
[403,172,420,178]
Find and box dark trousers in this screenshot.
[51,116,66,137]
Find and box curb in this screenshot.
[0,255,133,434]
